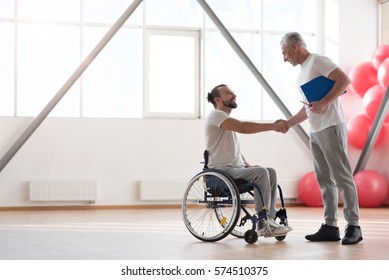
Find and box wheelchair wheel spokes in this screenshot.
[182,170,241,242]
[228,192,257,238]
[214,205,235,231]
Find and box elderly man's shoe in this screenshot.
[305,224,341,242]
[342,225,363,245]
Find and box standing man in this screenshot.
[280,32,362,245]
[206,84,290,237]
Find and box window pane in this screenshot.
[17,24,80,117]
[262,34,316,122]
[204,31,262,120]
[82,27,142,118]
[263,0,317,32]
[147,33,197,116]
[206,0,261,29]
[145,0,201,27]
[83,0,142,25]
[0,23,14,116]
[325,0,339,62]
[0,0,14,18]
[18,0,79,21]
[262,34,299,120]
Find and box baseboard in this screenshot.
[0,204,182,211]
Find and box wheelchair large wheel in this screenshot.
[182,170,241,242]
[227,191,256,238]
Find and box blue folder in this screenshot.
[300,76,336,103]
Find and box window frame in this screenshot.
[379,0,389,45]
[143,26,201,119]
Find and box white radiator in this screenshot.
[29,181,97,203]
[139,182,186,200]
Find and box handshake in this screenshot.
[273,119,290,134]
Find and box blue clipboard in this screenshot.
[300,76,335,103]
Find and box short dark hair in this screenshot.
[281,32,306,47]
[207,84,226,108]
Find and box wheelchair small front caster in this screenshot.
[275,235,286,241]
[244,230,258,244]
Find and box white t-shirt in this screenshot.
[205,109,244,168]
[299,53,345,133]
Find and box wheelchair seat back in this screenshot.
[204,174,233,197]
[203,150,255,195]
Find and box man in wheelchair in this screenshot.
[206,84,291,237]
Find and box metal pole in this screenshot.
[197,0,310,148]
[353,85,389,174]
[0,0,143,173]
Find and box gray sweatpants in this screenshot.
[215,165,278,219]
[310,123,360,227]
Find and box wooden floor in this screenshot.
[0,206,388,260]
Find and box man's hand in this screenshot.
[274,119,290,133]
[309,100,327,114]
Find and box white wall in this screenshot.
[0,117,311,206]
[1,0,386,207]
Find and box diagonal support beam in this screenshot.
[197,0,310,148]
[353,85,389,174]
[0,0,143,173]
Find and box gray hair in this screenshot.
[281,32,306,47]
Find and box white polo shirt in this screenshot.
[299,53,346,133]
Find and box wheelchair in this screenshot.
[182,151,290,244]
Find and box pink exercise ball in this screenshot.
[363,84,389,123]
[371,44,389,70]
[377,57,389,89]
[354,170,389,208]
[349,62,378,97]
[298,171,323,207]
[347,114,385,150]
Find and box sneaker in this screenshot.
[305,224,341,242]
[342,225,363,245]
[256,219,267,236]
[257,219,288,237]
[274,218,293,232]
[286,225,294,232]
[267,220,288,237]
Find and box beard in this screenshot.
[222,100,237,108]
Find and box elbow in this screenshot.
[345,75,351,87]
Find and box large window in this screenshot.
[0,0,323,120]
